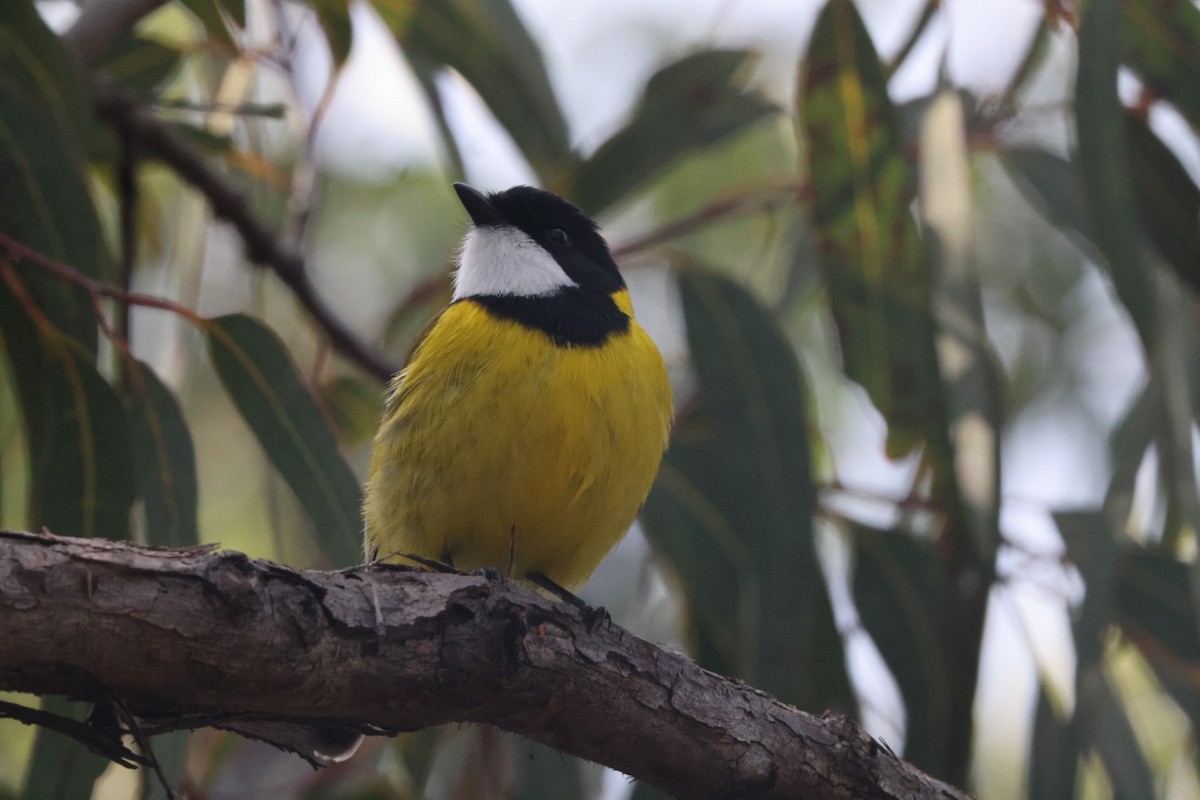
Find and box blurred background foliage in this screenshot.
[1,0,1199,797]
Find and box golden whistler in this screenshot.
[364,184,673,591]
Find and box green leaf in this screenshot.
[95,33,184,95]
[1057,511,1121,669]
[569,50,776,215]
[397,729,439,795]
[1028,686,1080,799]
[0,0,106,352]
[798,0,938,458]
[1077,0,1156,350]
[1126,115,1200,293]
[127,360,199,547]
[1002,148,1094,256]
[311,0,353,67]
[320,376,382,447]
[206,314,363,566]
[178,0,241,50]
[142,732,189,800]
[1058,514,1156,799]
[1089,675,1156,800]
[1122,0,1200,129]
[0,283,135,540]
[851,525,946,775]
[379,0,574,184]
[21,698,109,800]
[641,269,853,711]
[1115,550,1200,725]
[1105,372,1158,523]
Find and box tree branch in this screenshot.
[0,530,969,800]
[62,3,398,381]
[91,85,398,382]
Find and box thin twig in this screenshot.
[885,0,939,79]
[0,233,208,327]
[612,180,803,258]
[0,699,147,768]
[117,124,139,388]
[92,84,398,381]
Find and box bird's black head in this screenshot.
[452,183,625,299]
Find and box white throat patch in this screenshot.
[453,226,577,299]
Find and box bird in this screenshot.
[363,183,673,593]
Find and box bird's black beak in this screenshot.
[453,183,504,227]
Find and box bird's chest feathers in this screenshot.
[406,304,646,449]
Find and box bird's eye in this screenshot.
[546,227,570,246]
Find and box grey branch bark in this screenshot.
[0,531,970,800]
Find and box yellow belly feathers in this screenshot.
[363,289,672,590]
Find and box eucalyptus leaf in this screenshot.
[1122,0,1200,129]
[1077,0,1155,350]
[178,0,240,50]
[1115,550,1200,725]
[852,525,946,775]
[206,314,363,567]
[0,0,106,351]
[311,0,353,67]
[0,285,135,541]
[127,360,199,548]
[379,0,574,184]
[95,34,184,95]
[641,269,852,712]
[1027,686,1080,799]
[798,0,939,458]
[569,50,776,215]
[1126,115,1200,293]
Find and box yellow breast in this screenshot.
[363,289,672,590]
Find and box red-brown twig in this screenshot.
[0,233,208,328]
[612,180,805,259]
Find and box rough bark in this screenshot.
[0,530,970,800]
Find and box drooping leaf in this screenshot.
[641,269,853,712]
[206,314,363,566]
[1126,115,1200,293]
[142,732,189,800]
[311,0,354,67]
[1058,513,1156,799]
[1122,0,1200,129]
[1089,674,1157,800]
[0,282,135,541]
[178,0,241,50]
[1077,0,1156,350]
[851,525,946,775]
[379,0,574,185]
[1115,550,1200,725]
[1105,371,1158,524]
[1002,148,1094,257]
[0,0,105,352]
[569,50,776,215]
[95,33,184,96]
[798,0,939,458]
[1028,686,1080,799]
[127,360,199,548]
[20,698,109,800]
[1057,511,1121,669]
